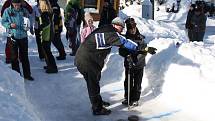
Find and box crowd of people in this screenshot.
[0,0,210,117]
[0,0,158,116]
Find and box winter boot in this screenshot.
[56,52,66,60]
[46,67,58,74]
[132,101,139,106]
[5,59,11,64]
[24,76,34,81]
[56,55,66,60]
[69,52,76,56]
[102,100,110,107]
[43,66,48,70]
[92,106,111,115]
[122,99,133,106]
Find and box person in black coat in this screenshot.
[52,3,66,60]
[98,1,117,27]
[39,0,58,73]
[75,17,157,115]
[119,18,156,106]
[185,4,195,42]
[190,6,207,42]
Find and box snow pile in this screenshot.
[0,61,40,121]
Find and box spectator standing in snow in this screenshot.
[74,17,157,115]
[189,6,207,42]
[185,4,196,42]
[39,0,58,73]
[64,0,85,56]
[119,18,156,106]
[1,0,34,80]
[64,0,84,56]
[64,6,78,56]
[98,0,117,27]
[52,3,66,60]
[80,12,96,43]
[32,0,44,60]
[1,0,32,64]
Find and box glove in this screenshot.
[30,27,34,35]
[146,47,157,55]
[119,47,130,57]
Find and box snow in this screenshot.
[0,0,215,121]
[0,61,40,121]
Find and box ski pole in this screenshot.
[127,55,133,110]
[128,64,131,110]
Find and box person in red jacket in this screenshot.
[0,0,32,64]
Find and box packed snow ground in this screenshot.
[0,1,215,121]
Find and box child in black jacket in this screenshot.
[119,18,156,106]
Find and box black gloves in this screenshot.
[146,47,157,55]
[119,47,130,57]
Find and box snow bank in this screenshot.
[0,61,40,121]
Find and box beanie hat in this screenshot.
[125,17,136,30]
[111,17,125,28]
[12,0,21,3]
[84,12,93,23]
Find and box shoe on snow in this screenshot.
[122,99,133,106]
[43,66,48,70]
[46,68,58,73]
[102,101,110,107]
[69,52,76,56]
[5,59,11,64]
[132,101,139,106]
[128,115,139,121]
[56,55,66,60]
[92,106,111,115]
[24,76,34,81]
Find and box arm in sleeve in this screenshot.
[118,34,138,51]
[80,28,86,43]
[1,9,11,29]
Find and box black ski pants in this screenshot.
[52,32,66,56]
[124,68,144,101]
[35,29,44,59]
[42,41,57,70]
[75,61,103,110]
[10,37,31,78]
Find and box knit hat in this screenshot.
[84,12,93,23]
[111,17,125,28]
[12,0,21,3]
[125,17,136,30]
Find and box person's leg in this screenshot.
[132,68,144,102]
[52,33,66,60]
[191,31,198,42]
[76,25,81,47]
[68,30,78,56]
[123,68,135,105]
[18,38,33,80]
[35,29,45,60]
[5,37,12,63]
[188,29,194,42]
[10,38,20,74]
[42,41,58,73]
[123,68,129,100]
[76,64,111,115]
[196,31,205,42]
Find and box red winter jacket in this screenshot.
[1,0,32,17]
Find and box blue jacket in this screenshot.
[1,6,32,39]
